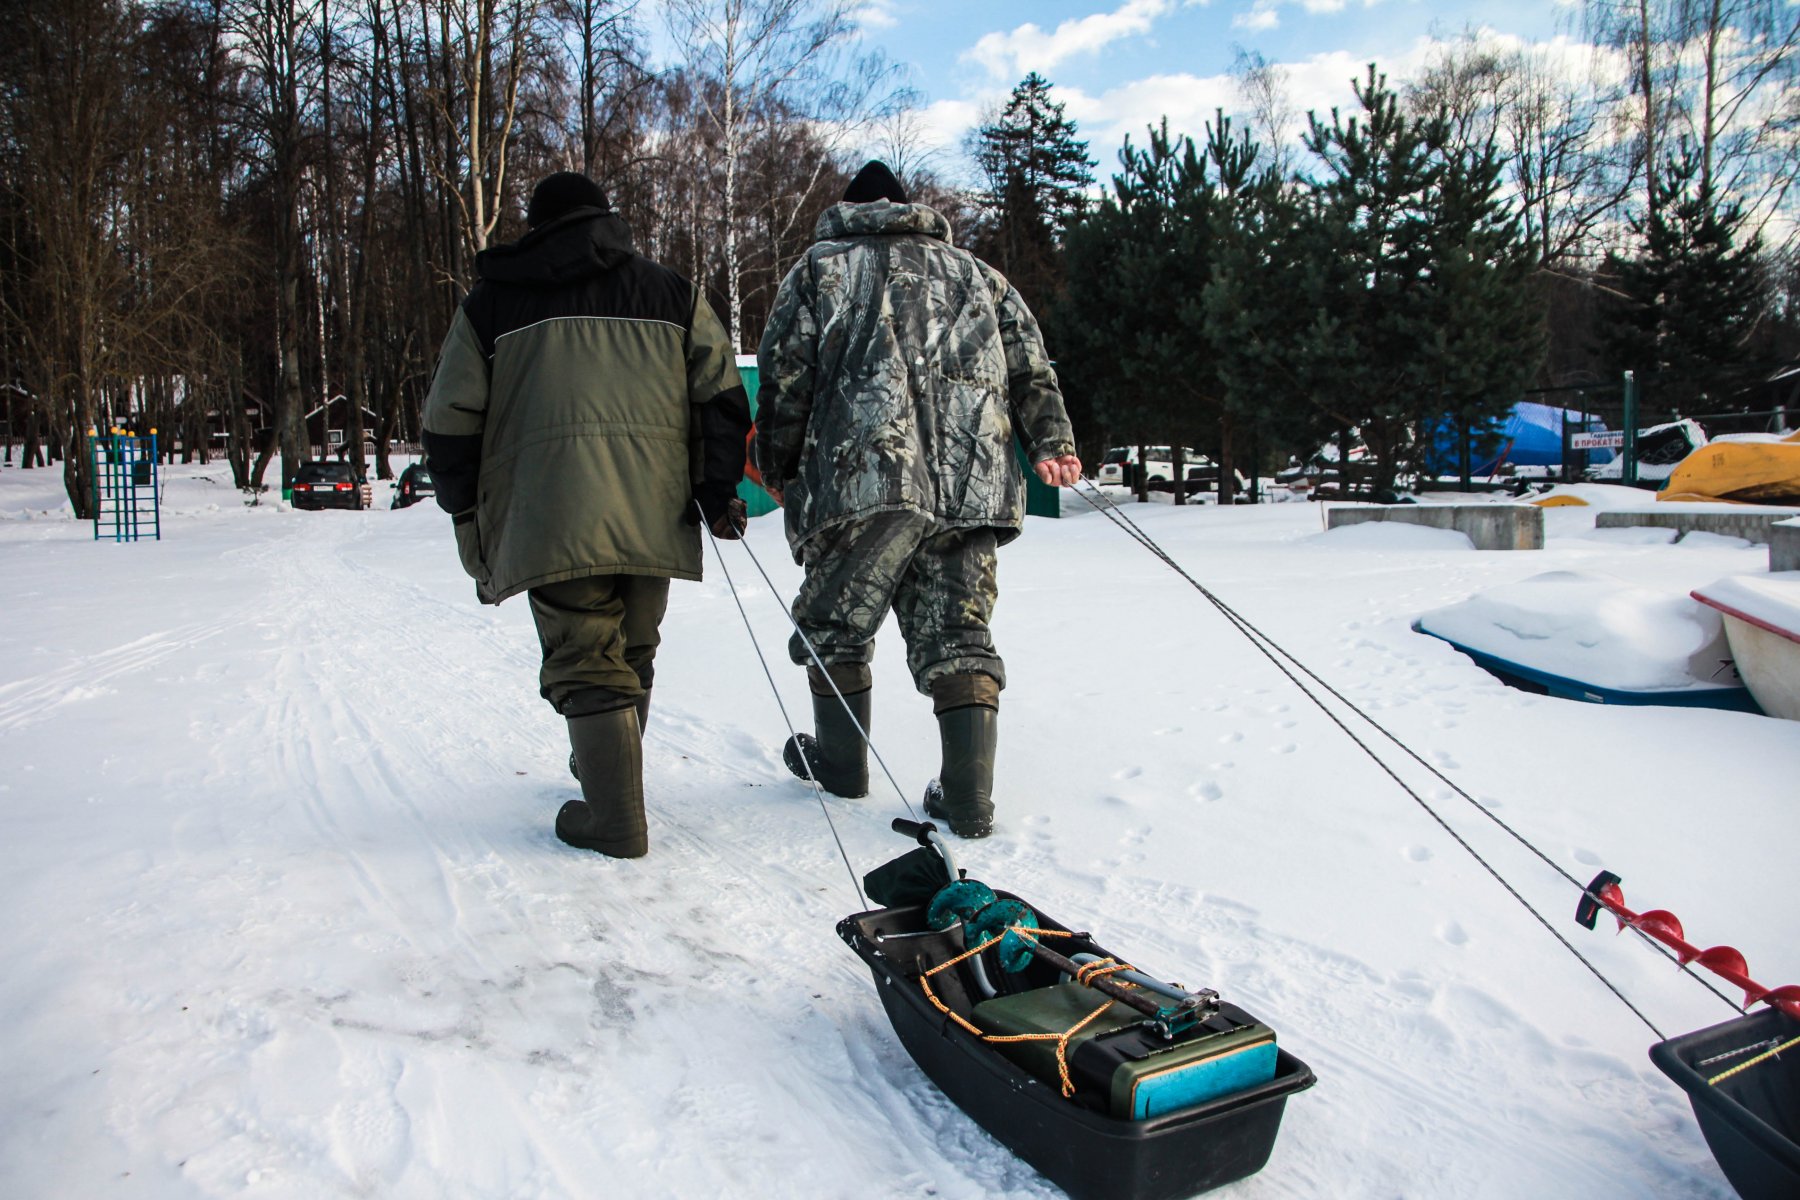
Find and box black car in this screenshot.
[391,463,435,509]
[292,460,368,510]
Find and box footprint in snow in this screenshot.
[1571,847,1603,866]
[1208,761,1235,771]
[1403,845,1433,863]
[1271,743,1297,755]
[1188,780,1224,803]
[1218,731,1243,745]
[1114,765,1143,781]
[1437,921,1469,946]
[1153,726,1184,735]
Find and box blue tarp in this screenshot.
[1427,402,1615,476]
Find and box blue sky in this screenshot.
[848,0,1584,184]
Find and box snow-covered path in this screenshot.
[4,463,1796,1198]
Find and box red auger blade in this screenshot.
[1761,985,1800,1020]
[1634,910,1687,949]
[1575,871,1795,1018]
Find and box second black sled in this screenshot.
[1649,1006,1800,1200]
[838,823,1315,1200]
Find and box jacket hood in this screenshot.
[815,200,952,244]
[476,207,636,287]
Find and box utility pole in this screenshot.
[1622,370,1639,487]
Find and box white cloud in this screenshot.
[1232,0,1372,28]
[965,0,1176,80]
[1232,8,1280,31]
[903,97,987,158]
[851,1,900,30]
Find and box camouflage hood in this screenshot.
[813,200,954,243]
[754,200,1075,560]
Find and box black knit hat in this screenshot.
[843,160,908,205]
[528,172,609,228]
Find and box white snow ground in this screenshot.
[3,461,1797,1200]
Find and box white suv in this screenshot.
[1096,446,1202,488]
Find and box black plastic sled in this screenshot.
[1650,1006,1800,1200]
[837,895,1315,1200]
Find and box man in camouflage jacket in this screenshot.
[754,161,1080,838]
[424,172,750,859]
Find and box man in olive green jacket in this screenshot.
[755,161,1080,838]
[424,172,750,859]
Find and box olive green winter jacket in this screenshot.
[423,207,749,603]
[754,200,1075,561]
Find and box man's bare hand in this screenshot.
[1033,454,1082,488]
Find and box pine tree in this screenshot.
[1203,135,1336,488]
[969,73,1095,311]
[1300,65,1443,496]
[1049,115,1272,503]
[1416,135,1544,488]
[1606,147,1766,411]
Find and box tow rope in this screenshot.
[1072,479,1794,1038]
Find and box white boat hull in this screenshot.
[1719,613,1800,721]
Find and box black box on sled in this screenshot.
[971,983,1279,1120]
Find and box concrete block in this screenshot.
[1326,503,1543,550]
[1593,508,1800,546]
[1774,518,1800,572]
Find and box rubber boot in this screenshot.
[556,707,647,857]
[783,664,871,798]
[924,675,999,839]
[570,689,651,779]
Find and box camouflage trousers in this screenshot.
[529,573,670,716]
[788,510,1003,695]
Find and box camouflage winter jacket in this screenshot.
[754,200,1075,560]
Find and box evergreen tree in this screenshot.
[1203,134,1338,488]
[1416,135,1544,488]
[1300,66,1443,496]
[969,72,1094,312]
[1049,115,1275,503]
[1606,146,1766,411]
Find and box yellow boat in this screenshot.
[1658,432,1800,505]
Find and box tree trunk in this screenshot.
[1218,412,1237,507]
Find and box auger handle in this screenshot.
[1575,870,1622,930]
[892,818,939,845]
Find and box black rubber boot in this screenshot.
[570,689,651,779]
[924,675,999,839]
[557,707,647,857]
[783,664,871,798]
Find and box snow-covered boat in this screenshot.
[1690,573,1800,721]
[838,823,1315,1200]
[1413,571,1760,712]
[1659,431,1800,505]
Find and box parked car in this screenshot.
[391,462,435,509]
[291,460,370,510]
[1095,446,1203,488]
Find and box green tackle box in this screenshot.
[971,984,1279,1121]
